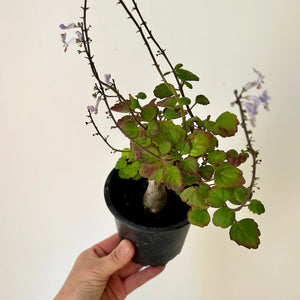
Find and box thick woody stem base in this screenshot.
[143,180,168,214]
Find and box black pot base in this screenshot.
[104,169,190,266]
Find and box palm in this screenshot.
[101,261,146,300]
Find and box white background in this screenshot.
[1,0,300,299]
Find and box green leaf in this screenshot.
[230,219,261,249]
[154,168,164,183]
[207,187,230,208]
[228,186,249,205]
[214,163,246,187]
[207,112,239,137]
[184,81,193,89]
[207,150,226,164]
[118,117,139,138]
[135,135,151,148]
[179,97,191,105]
[171,150,182,160]
[139,147,160,164]
[122,161,141,177]
[177,139,191,155]
[180,186,208,209]
[159,141,172,154]
[248,200,265,215]
[199,165,214,181]
[136,92,147,99]
[166,128,181,145]
[175,63,183,70]
[118,168,131,179]
[141,101,158,122]
[195,95,210,105]
[115,156,127,170]
[179,156,199,177]
[235,186,249,203]
[175,68,199,82]
[153,83,174,98]
[145,120,160,137]
[163,164,183,192]
[157,96,177,108]
[164,108,181,119]
[188,208,210,227]
[189,130,213,157]
[182,173,198,186]
[213,207,235,228]
[130,98,140,110]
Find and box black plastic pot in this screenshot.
[104,169,190,266]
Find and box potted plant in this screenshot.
[60,0,270,266]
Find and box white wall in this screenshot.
[1,0,299,299]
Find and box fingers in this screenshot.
[96,239,135,278]
[93,233,120,257]
[119,262,143,279]
[124,265,165,295]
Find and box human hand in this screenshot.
[54,233,165,300]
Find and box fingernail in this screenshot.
[119,240,131,257]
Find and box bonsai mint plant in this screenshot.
[60,0,270,252]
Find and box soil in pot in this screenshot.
[107,169,190,228]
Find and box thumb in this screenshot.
[98,239,135,278]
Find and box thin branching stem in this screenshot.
[118,0,187,129]
[80,0,161,160]
[234,90,259,211]
[131,0,194,118]
[86,110,125,153]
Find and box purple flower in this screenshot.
[59,23,76,30]
[243,68,265,91]
[243,89,271,127]
[244,102,259,127]
[87,98,101,114]
[60,31,82,52]
[259,90,270,110]
[104,74,113,85]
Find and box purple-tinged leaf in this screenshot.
[111,101,131,113]
[145,120,160,137]
[139,161,163,180]
[178,156,199,177]
[199,165,214,181]
[180,186,208,209]
[189,130,213,157]
[141,100,158,122]
[214,163,246,187]
[230,219,261,249]
[213,207,235,228]
[157,96,177,108]
[163,164,183,192]
[117,117,138,138]
[227,150,249,167]
[207,187,230,208]
[188,208,210,227]
[206,112,239,137]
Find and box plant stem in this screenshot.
[80,0,161,161]
[143,180,168,214]
[234,90,259,211]
[118,0,187,129]
[131,0,194,118]
[86,110,126,153]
